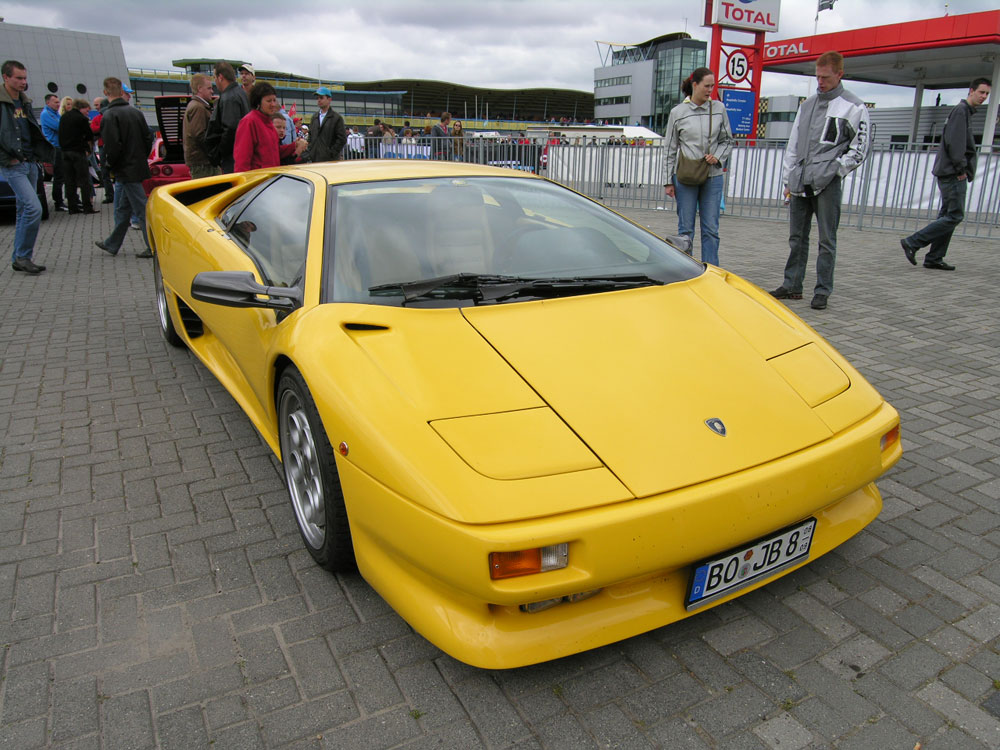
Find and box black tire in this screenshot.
[153,255,185,348]
[277,367,355,571]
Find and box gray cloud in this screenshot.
[4,0,995,107]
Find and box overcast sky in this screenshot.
[3,0,996,108]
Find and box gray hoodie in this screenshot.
[783,83,870,196]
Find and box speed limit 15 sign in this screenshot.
[726,50,750,84]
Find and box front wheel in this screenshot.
[277,367,355,571]
[154,255,185,348]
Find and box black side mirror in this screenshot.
[191,271,302,311]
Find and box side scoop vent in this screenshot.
[176,298,204,338]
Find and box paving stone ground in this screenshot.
[1,194,999,749]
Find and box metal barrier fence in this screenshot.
[719,140,1000,240]
[363,136,999,239]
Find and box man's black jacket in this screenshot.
[100,98,152,183]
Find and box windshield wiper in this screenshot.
[369,273,528,302]
[369,272,664,304]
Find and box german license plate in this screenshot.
[686,518,816,610]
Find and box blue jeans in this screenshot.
[1,162,42,262]
[783,177,842,297]
[905,176,966,263]
[674,174,723,266]
[103,182,150,253]
[111,180,143,225]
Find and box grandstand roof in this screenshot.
[170,59,593,122]
[340,79,593,122]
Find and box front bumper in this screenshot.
[341,402,900,669]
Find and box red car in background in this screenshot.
[143,95,192,195]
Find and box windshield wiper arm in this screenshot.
[369,273,532,302]
[368,272,665,304]
[483,274,665,302]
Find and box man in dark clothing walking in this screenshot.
[94,77,153,258]
[0,59,55,274]
[205,62,249,173]
[58,99,98,214]
[901,77,991,271]
[302,86,347,163]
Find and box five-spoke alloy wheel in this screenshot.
[277,368,354,571]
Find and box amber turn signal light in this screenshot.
[490,543,568,580]
[880,425,900,452]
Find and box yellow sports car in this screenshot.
[148,161,901,669]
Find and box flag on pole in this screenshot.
[818,0,837,11]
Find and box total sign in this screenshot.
[711,0,781,33]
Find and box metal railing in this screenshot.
[716,140,1000,239]
[370,136,998,239]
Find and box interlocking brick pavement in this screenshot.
[1,195,999,748]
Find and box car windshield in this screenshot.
[328,176,702,307]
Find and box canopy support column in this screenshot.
[909,83,924,146]
[981,56,1000,148]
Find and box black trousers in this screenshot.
[63,151,94,211]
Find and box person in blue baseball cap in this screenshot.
[302,85,346,162]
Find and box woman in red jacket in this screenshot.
[233,83,306,172]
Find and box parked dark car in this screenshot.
[0,167,49,220]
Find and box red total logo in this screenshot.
[719,1,777,29]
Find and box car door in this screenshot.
[192,174,322,432]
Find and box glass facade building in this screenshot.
[649,38,707,134]
[594,34,707,135]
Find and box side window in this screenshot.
[228,176,312,287]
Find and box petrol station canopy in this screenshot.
[760,10,1000,145]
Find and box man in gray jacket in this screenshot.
[901,77,991,271]
[770,51,870,310]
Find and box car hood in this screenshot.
[460,271,844,499]
[314,270,879,523]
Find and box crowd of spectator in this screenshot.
[178,63,639,175]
